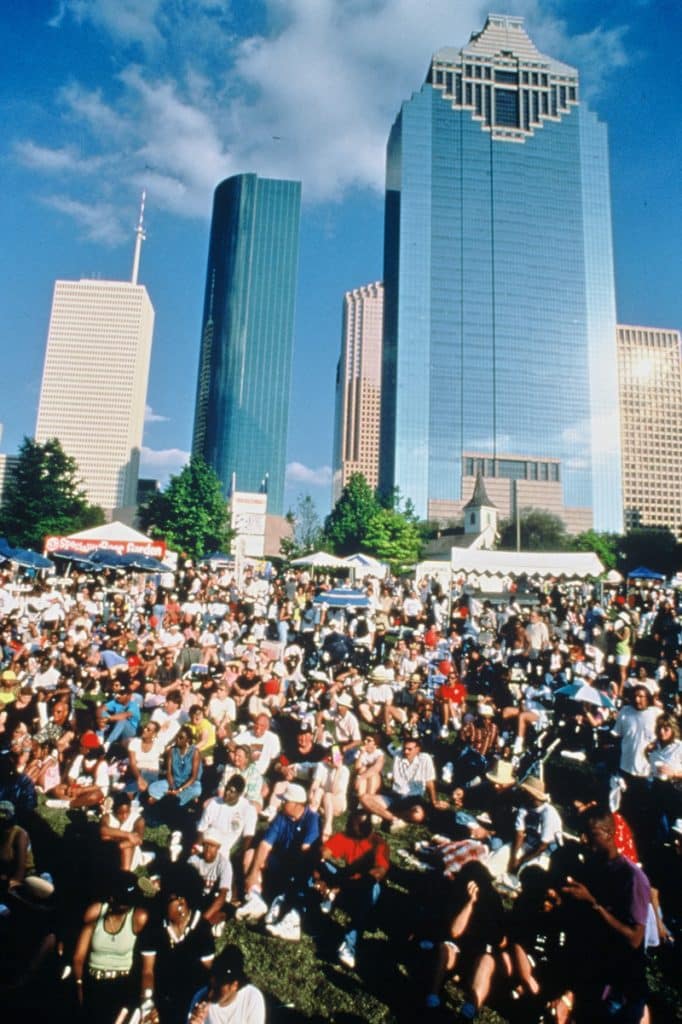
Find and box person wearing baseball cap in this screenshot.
[187,944,265,1024]
[238,782,319,940]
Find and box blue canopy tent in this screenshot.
[313,588,370,609]
[627,566,666,581]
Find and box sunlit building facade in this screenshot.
[192,174,301,515]
[36,279,154,513]
[617,324,682,537]
[379,14,622,531]
[332,282,384,502]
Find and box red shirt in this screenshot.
[323,833,390,878]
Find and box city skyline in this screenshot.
[2,2,680,516]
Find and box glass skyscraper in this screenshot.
[192,173,301,515]
[379,14,623,532]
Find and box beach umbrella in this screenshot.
[313,587,370,608]
[555,682,614,709]
[88,549,126,569]
[8,548,54,570]
[51,549,95,568]
[118,552,168,572]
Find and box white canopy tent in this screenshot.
[290,551,348,569]
[343,553,388,579]
[417,549,604,588]
[66,522,153,544]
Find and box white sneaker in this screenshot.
[320,892,336,915]
[139,850,156,867]
[170,830,183,845]
[264,893,285,926]
[266,909,301,941]
[169,842,183,863]
[45,799,70,809]
[235,890,268,921]
[390,817,407,833]
[212,921,226,938]
[338,940,356,969]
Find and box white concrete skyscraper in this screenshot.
[35,197,154,515]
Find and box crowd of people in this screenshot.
[0,556,680,1023]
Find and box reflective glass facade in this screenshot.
[192,174,301,514]
[380,16,623,531]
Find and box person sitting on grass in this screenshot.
[314,810,390,970]
[187,832,233,935]
[140,865,215,1024]
[424,860,509,1020]
[100,791,154,871]
[188,943,265,1024]
[359,735,447,832]
[147,726,203,816]
[237,782,320,941]
[48,730,110,810]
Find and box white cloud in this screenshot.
[144,404,169,423]
[60,0,165,49]
[13,140,103,174]
[139,445,190,474]
[286,461,332,486]
[26,2,632,228]
[40,195,127,244]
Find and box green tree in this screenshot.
[280,494,323,560]
[323,473,380,555]
[571,530,619,570]
[498,507,570,552]
[363,506,422,573]
[0,436,104,550]
[139,456,232,559]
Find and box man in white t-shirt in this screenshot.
[359,737,445,831]
[188,944,265,1024]
[238,712,281,775]
[150,691,184,747]
[613,685,660,778]
[198,774,257,856]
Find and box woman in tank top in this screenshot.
[72,869,148,1023]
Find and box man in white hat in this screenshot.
[330,692,362,763]
[238,782,320,941]
[485,774,563,879]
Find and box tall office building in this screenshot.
[617,324,682,537]
[35,205,154,514]
[332,282,384,502]
[379,14,622,532]
[192,173,301,515]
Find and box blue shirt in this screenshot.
[104,697,141,730]
[264,807,320,853]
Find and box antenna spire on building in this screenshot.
[131,190,146,285]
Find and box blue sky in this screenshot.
[1,1,680,517]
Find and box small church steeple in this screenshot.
[463,469,498,539]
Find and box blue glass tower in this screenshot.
[379,15,623,532]
[192,173,301,515]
